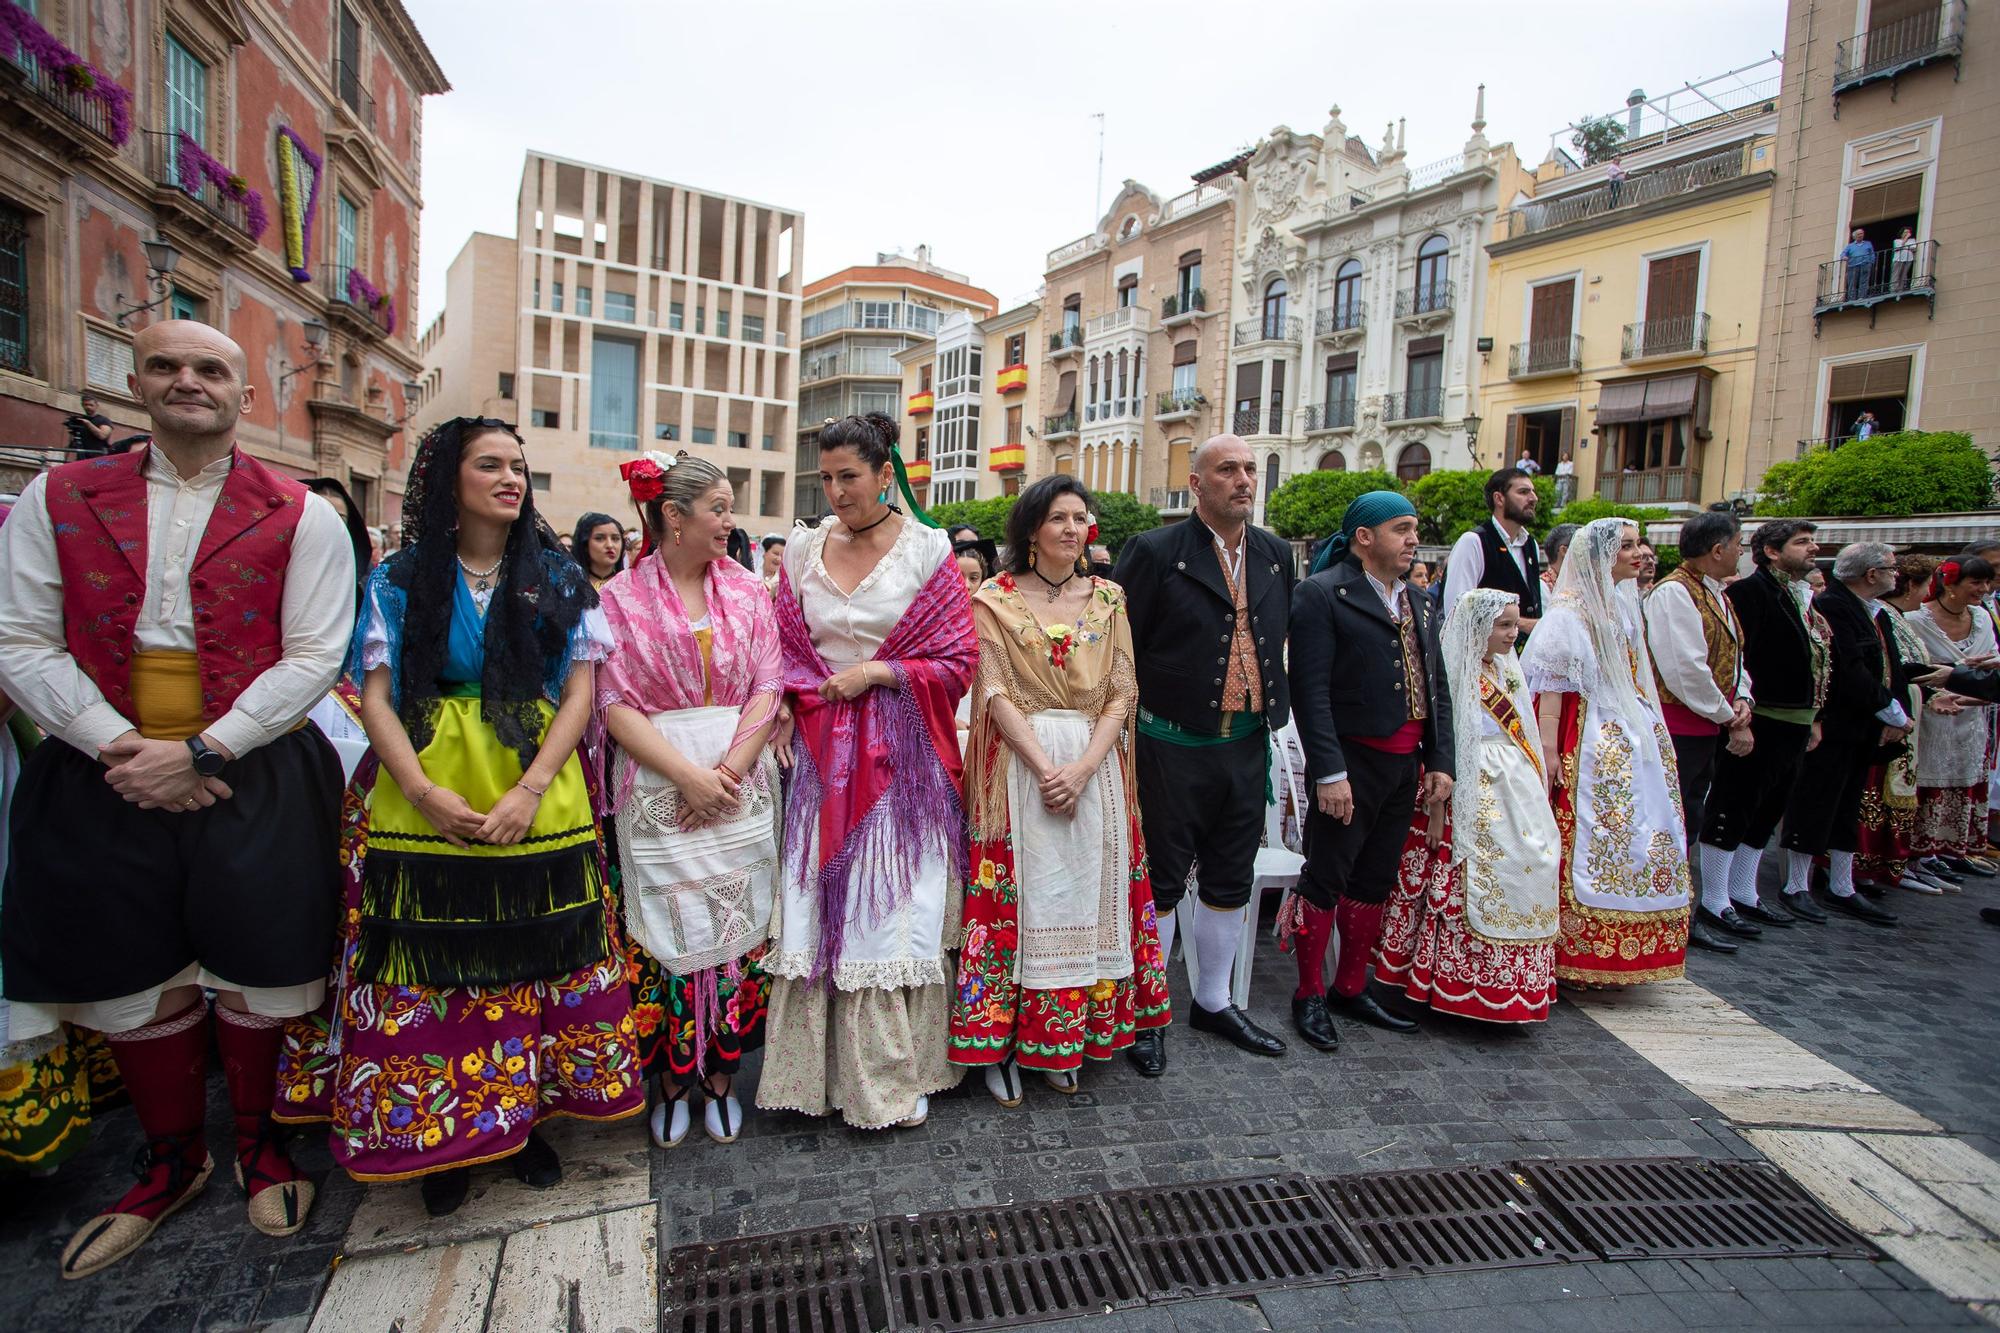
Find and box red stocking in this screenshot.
[1293,904,1335,1000]
[1332,898,1386,999]
[101,999,212,1218]
[213,1005,304,1200]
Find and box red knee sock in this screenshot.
[103,998,212,1219]
[1332,899,1386,999]
[1293,904,1335,1000]
[213,1005,303,1196]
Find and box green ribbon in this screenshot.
[890,447,941,529]
[1137,708,1272,804]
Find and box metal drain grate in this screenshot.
[1320,1166,1593,1275]
[1515,1157,1877,1261]
[1104,1173,1376,1300]
[874,1198,1144,1330]
[665,1223,882,1333]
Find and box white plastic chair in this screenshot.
[1178,722,1305,1009]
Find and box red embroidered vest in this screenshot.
[44,447,308,724]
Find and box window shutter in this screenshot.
[1505,411,1521,461]
[1407,334,1445,357]
[1235,360,1262,401]
[1168,440,1192,480]
[1559,406,1577,457]
[1324,352,1358,374]
[1173,339,1199,366]
[1179,249,1203,266]
[1828,355,1910,400]
[1055,370,1077,413]
[1848,175,1924,226]
[1529,279,1576,342]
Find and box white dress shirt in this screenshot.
[1859,597,1912,729]
[1441,518,1533,619]
[0,450,356,758]
[1644,572,1752,727]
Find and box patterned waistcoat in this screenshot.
[43,447,308,724]
[1650,564,1742,714]
[1219,542,1263,714]
[1395,587,1430,723]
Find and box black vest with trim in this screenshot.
[1474,520,1543,619]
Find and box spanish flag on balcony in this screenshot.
[988,445,1027,473]
[907,391,935,416]
[995,364,1029,394]
[904,459,932,483]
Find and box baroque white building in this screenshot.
[1225,92,1530,515]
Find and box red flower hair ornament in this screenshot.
[619,450,682,554]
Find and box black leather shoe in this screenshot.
[1943,855,1996,878]
[1188,1002,1288,1056]
[1125,1029,1166,1077]
[511,1130,562,1188]
[421,1167,469,1217]
[1697,905,1763,939]
[1981,907,2000,926]
[1818,890,1898,927]
[1325,991,1419,1034]
[1919,857,1966,885]
[1781,891,1828,923]
[1291,995,1340,1052]
[1854,880,1890,900]
[1687,916,1740,953]
[1735,898,1795,927]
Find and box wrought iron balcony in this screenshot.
[1161,288,1206,322]
[1382,388,1444,422]
[1622,313,1711,361]
[144,132,254,249]
[1834,0,1964,96]
[1233,315,1301,346]
[333,59,375,132]
[1155,389,1203,420]
[1042,412,1078,439]
[1508,335,1582,379]
[1049,326,1083,356]
[1315,303,1365,337]
[1501,145,1751,241]
[1813,239,1938,328]
[1597,467,1702,505]
[325,264,394,337]
[1231,406,1261,436]
[1,45,120,152]
[1305,399,1357,432]
[1394,283,1454,320]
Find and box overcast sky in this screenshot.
[406,0,1787,327]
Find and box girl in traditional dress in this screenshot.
[947,476,1169,1102]
[1858,555,1946,892]
[571,512,628,593]
[275,418,642,1216]
[1909,556,1999,869]
[1379,589,1560,1023]
[1520,518,1691,986]
[757,413,975,1131]
[595,452,782,1150]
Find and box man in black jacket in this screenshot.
[1287,491,1453,1046]
[1113,435,1293,1072]
[1699,521,1825,926]
[1777,541,1909,926]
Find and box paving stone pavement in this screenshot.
[0,880,1991,1330]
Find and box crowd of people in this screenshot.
[0,321,1991,1283]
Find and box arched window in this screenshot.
[1396,442,1433,481]
[1414,235,1450,311]
[1332,259,1363,328]
[1318,450,1347,471]
[1263,277,1288,339]
[1265,452,1281,499]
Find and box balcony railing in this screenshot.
[1383,388,1444,422]
[1597,468,1702,505]
[1149,488,1193,513]
[2,45,117,145]
[1835,0,1964,93]
[325,264,394,335]
[333,59,375,132]
[1158,181,1230,223]
[1502,145,1751,241]
[1046,232,1107,270]
[801,349,903,382]
[1162,288,1207,320]
[1623,312,1711,361]
[1814,240,1939,319]
[1315,303,1365,336]
[1508,335,1582,379]
[1394,282,1454,320]
[1042,412,1078,438]
[144,131,250,238]
[1232,407,1261,436]
[1049,326,1083,354]
[1305,399,1357,432]
[1086,306,1149,339]
[800,301,939,340]
[1083,397,1141,425]
[1234,315,1301,346]
[1156,389,1202,418]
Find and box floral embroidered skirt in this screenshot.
[1856,766,1916,879]
[1913,783,1988,857]
[1378,827,1556,1025]
[0,1026,123,1171]
[947,825,1170,1072]
[274,760,644,1182]
[623,935,771,1088]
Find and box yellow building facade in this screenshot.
[1476,77,1781,512]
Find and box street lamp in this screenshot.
[274,319,327,456]
[112,237,186,327]
[1462,412,1482,459]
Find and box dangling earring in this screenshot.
[1028,547,1037,571]
[672,528,682,545]
[877,489,889,504]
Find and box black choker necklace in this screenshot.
[1031,565,1076,602]
[843,507,893,536]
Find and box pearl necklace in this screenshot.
[458,553,503,611]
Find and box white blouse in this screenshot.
[785,516,951,666]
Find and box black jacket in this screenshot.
[1943,664,2000,703]
[1813,579,1902,741]
[1288,556,1454,782]
[1111,515,1292,734]
[1727,567,1819,711]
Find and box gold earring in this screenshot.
[672,528,682,544]
[1028,548,1037,570]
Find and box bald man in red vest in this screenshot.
[0,321,354,1278]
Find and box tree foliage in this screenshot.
[1551,497,1671,529]
[1753,431,1994,518]
[926,496,1015,541]
[1086,491,1162,555]
[1572,113,1627,165]
[1263,470,1404,540]
[1407,470,1560,546]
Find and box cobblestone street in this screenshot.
[2,862,1994,1330]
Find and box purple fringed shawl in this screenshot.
[774,551,975,984]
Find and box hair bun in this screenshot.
[862,411,900,452]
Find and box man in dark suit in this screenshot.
[1778,541,1908,926]
[1113,435,1294,1072]
[1287,491,1453,1047]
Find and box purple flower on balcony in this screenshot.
[0,5,133,145]
[173,130,268,242]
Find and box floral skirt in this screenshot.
[1913,783,1987,857]
[1378,828,1555,1025]
[947,825,1170,1072]
[0,1026,123,1171]
[1856,766,1916,879]
[624,936,771,1088]
[273,759,644,1182]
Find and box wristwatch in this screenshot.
[185,735,227,777]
